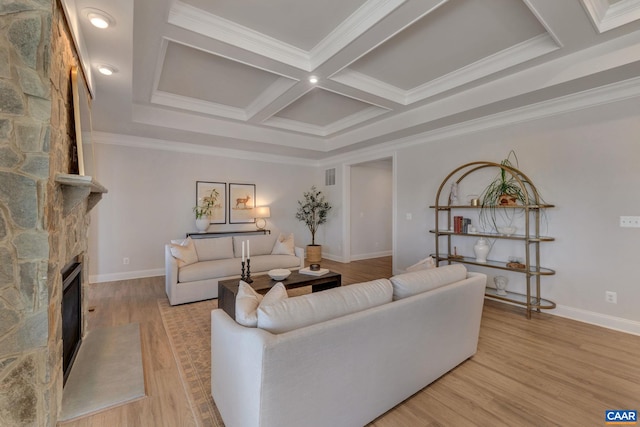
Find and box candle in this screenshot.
[242,241,245,262]
[247,240,250,259]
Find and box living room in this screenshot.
[2,0,640,426]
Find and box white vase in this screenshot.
[195,218,209,232]
[473,238,490,263]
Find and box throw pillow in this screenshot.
[271,233,295,256]
[235,281,288,327]
[406,256,436,272]
[390,264,467,300]
[235,281,263,327]
[169,237,198,267]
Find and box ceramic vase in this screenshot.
[195,218,209,232]
[494,275,508,295]
[473,238,490,263]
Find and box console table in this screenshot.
[186,229,270,239]
[218,271,342,319]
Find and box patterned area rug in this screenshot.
[158,298,224,427]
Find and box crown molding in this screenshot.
[151,91,248,121]
[91,131,319,166]
[406,33,559,104]
[246,77,299,121]
[169,1,311,70]
[330,69,407,104]
[581,0,640,33]
[320,76,640,166]
[309,0,406,69]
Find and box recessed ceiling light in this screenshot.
[309,76,318,84]
[84,8,115,29]
[97,64,117,76]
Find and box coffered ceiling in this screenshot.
[62,0,640,160]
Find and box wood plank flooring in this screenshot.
[61,257,640,426]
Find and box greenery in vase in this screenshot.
[478,151,542,231]
[193,188,220,219]
[295,186,332,245]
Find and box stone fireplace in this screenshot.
[0,2,105,426]
[61,260,82,384]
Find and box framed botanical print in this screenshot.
[229,183,256,224]
[196,181,226,224]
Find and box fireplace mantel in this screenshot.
[55,173,108,215]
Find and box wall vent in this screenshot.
[325,168,336,186]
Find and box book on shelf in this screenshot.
[299,267,329,276]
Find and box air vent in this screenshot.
[325,168,336,186]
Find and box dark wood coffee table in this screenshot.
[218,271,342,319]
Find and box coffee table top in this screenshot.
[219,270,341,294]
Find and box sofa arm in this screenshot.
[165,244,179,305]
[294,246,304,268]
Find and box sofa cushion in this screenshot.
[257,278,393,334]
[193,237,234,261]
[405,256,436,272]
[235,282,289,327]
[271,233,295,256]
[178,258,239,282]
[390,264,467,300]
[233,234,278,258]
[170,237,198,267]
[246,254,301,272]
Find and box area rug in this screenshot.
[158,298,224,427]
[60,323,145,422]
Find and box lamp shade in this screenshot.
[254,206,271,218]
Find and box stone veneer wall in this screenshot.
[0,1,91,426]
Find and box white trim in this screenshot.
[264,106,389,136]
[91,132,318,167]
[151,91,248,121]
[168,1,311,70]
[246,77,299,121]
[581,0,640,33]
[330,69,407,104]
[90,268,164,284]
[551,304,640,337]
[350,250,392,261]
[309,0,406,69]
[406,34,559,104]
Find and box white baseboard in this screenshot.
[90,268,164,284]
[550,305,640,336]
[349,250,392,261]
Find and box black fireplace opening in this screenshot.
[62,261,82,385]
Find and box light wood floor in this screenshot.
[60,257,640,426]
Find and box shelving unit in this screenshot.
[430,161,556,318]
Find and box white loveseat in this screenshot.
[165,234,304,305]
[211,264,486,427]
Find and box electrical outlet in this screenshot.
[605,291,617,304]
[620,216,640,228]
[123,257,130,265]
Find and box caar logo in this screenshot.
[606,410,637,425]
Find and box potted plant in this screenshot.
[478,151,541,232]
[193,188,220,232]
[295,186,332,263]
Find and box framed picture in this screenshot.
[229,183,256,224]
[196,181,226,224]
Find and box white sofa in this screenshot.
[211,264,486,427]
[165,234,304,305]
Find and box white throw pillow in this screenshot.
[257,279,392,334]
[271,233,295,256]
[235,281,287,327]
[235,281,263,327]
[406,256,436,272]
[169,237,198,267]
[390,264,467,300]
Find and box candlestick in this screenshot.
[245,258,253,283]
[247,239,250,259]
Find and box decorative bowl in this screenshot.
[268,269,291,281]
[497,226,516,236]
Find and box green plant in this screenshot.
[295,186,332,245]
[478,151,541,231]
[193,188,220,219]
